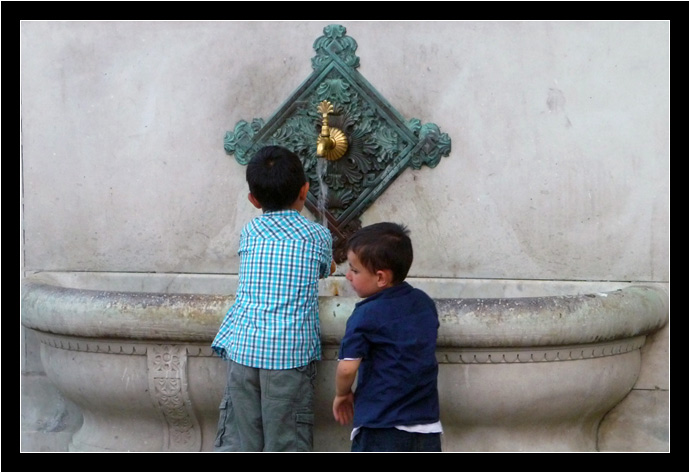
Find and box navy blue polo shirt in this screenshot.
[339,282,440,428]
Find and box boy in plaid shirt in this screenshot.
[212,145,334,451]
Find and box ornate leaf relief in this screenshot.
[223,24,451,262]
[312,24,360,70]
[223,118,265,165]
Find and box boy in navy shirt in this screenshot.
[332,222,442,452]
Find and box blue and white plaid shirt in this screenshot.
[212,210,333,370]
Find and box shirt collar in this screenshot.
[263,209,299,217]
[356,281,412,307]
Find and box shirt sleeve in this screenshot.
[338,311,370,360]
[318,230,334,279]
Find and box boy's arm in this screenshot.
[320,260,337,279]
[332,359,360,425]
[335,359,359,396]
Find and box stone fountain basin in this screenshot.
[20,272,668,452]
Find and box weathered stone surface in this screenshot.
[598,389,669,452]
[21,276,668,452]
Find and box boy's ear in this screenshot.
[376,269,394,288]
[248,192,262,209]
[298,182,310,201]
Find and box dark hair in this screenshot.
[246,146,307,211]
[347,222,413,284]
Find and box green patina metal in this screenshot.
[224,24,451,262]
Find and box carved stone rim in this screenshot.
[324,336,645,364]
[22,277,668,349]
[36,332,645,364]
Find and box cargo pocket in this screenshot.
[294,410,314,452]
[213,396,231,450]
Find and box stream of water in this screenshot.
[316,158,329,228]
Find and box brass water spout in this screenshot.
[316,101,348,160]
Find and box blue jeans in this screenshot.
[351,427,442,452]
[214,360,316,452]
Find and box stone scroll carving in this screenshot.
[147,344,202,452]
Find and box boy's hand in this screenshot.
[333,391,354,425]
[333,359,359,425]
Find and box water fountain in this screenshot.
[223,24,451,262]
[20,24,669,452]
[20,273,668,451]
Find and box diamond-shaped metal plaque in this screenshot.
[224,24,451,262]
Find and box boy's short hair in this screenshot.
[347,222,413,285]
[246,146,307,211]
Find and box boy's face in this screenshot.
[345,250,390,298]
